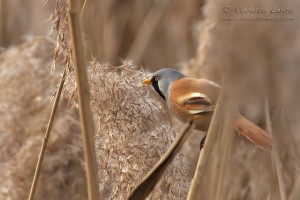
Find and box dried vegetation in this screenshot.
[0,38,87,200]
[188,0,300,199]
[1,0,300,199]
[64,61,190,199]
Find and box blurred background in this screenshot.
[0,0,203,69]
[0,0,53,47]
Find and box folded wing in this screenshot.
[178,92,215,114]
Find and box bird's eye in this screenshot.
[154,76,159,81]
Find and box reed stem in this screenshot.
[28,68,67,200]
[265,99,286,200]
[187,90,226,200]
[67,0,102,199]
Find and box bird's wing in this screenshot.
[178,92,214,114]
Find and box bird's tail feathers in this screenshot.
[235,114,275,150]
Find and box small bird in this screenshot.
[143,68,274,150]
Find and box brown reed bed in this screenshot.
[1,0,300,199]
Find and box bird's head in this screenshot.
[143,68,185,101]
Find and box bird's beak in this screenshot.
[143,79,151,85]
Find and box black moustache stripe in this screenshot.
[151,79,166,101]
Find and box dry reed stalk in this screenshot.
[187,90,226,200]
[67,1,101,199]
[128,121,194,200]
[28,68,67,200]
[265,100,287,200]
[213,110,236,200]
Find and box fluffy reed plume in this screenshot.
[0,37,87,200]
[64,62,190,199]
[187,0,300,199]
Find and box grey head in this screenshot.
[149,68,185,101]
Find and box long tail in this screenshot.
[234,114,275,150]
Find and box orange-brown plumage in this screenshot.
[169,78,220,131]
[235,114,274,150]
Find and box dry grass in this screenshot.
[0,37,87,200]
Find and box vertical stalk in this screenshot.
[67,0,102,199]
[187,90,227,200]
[265,99,286,200]
[28,68,67,200]
[213,111,235,200]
